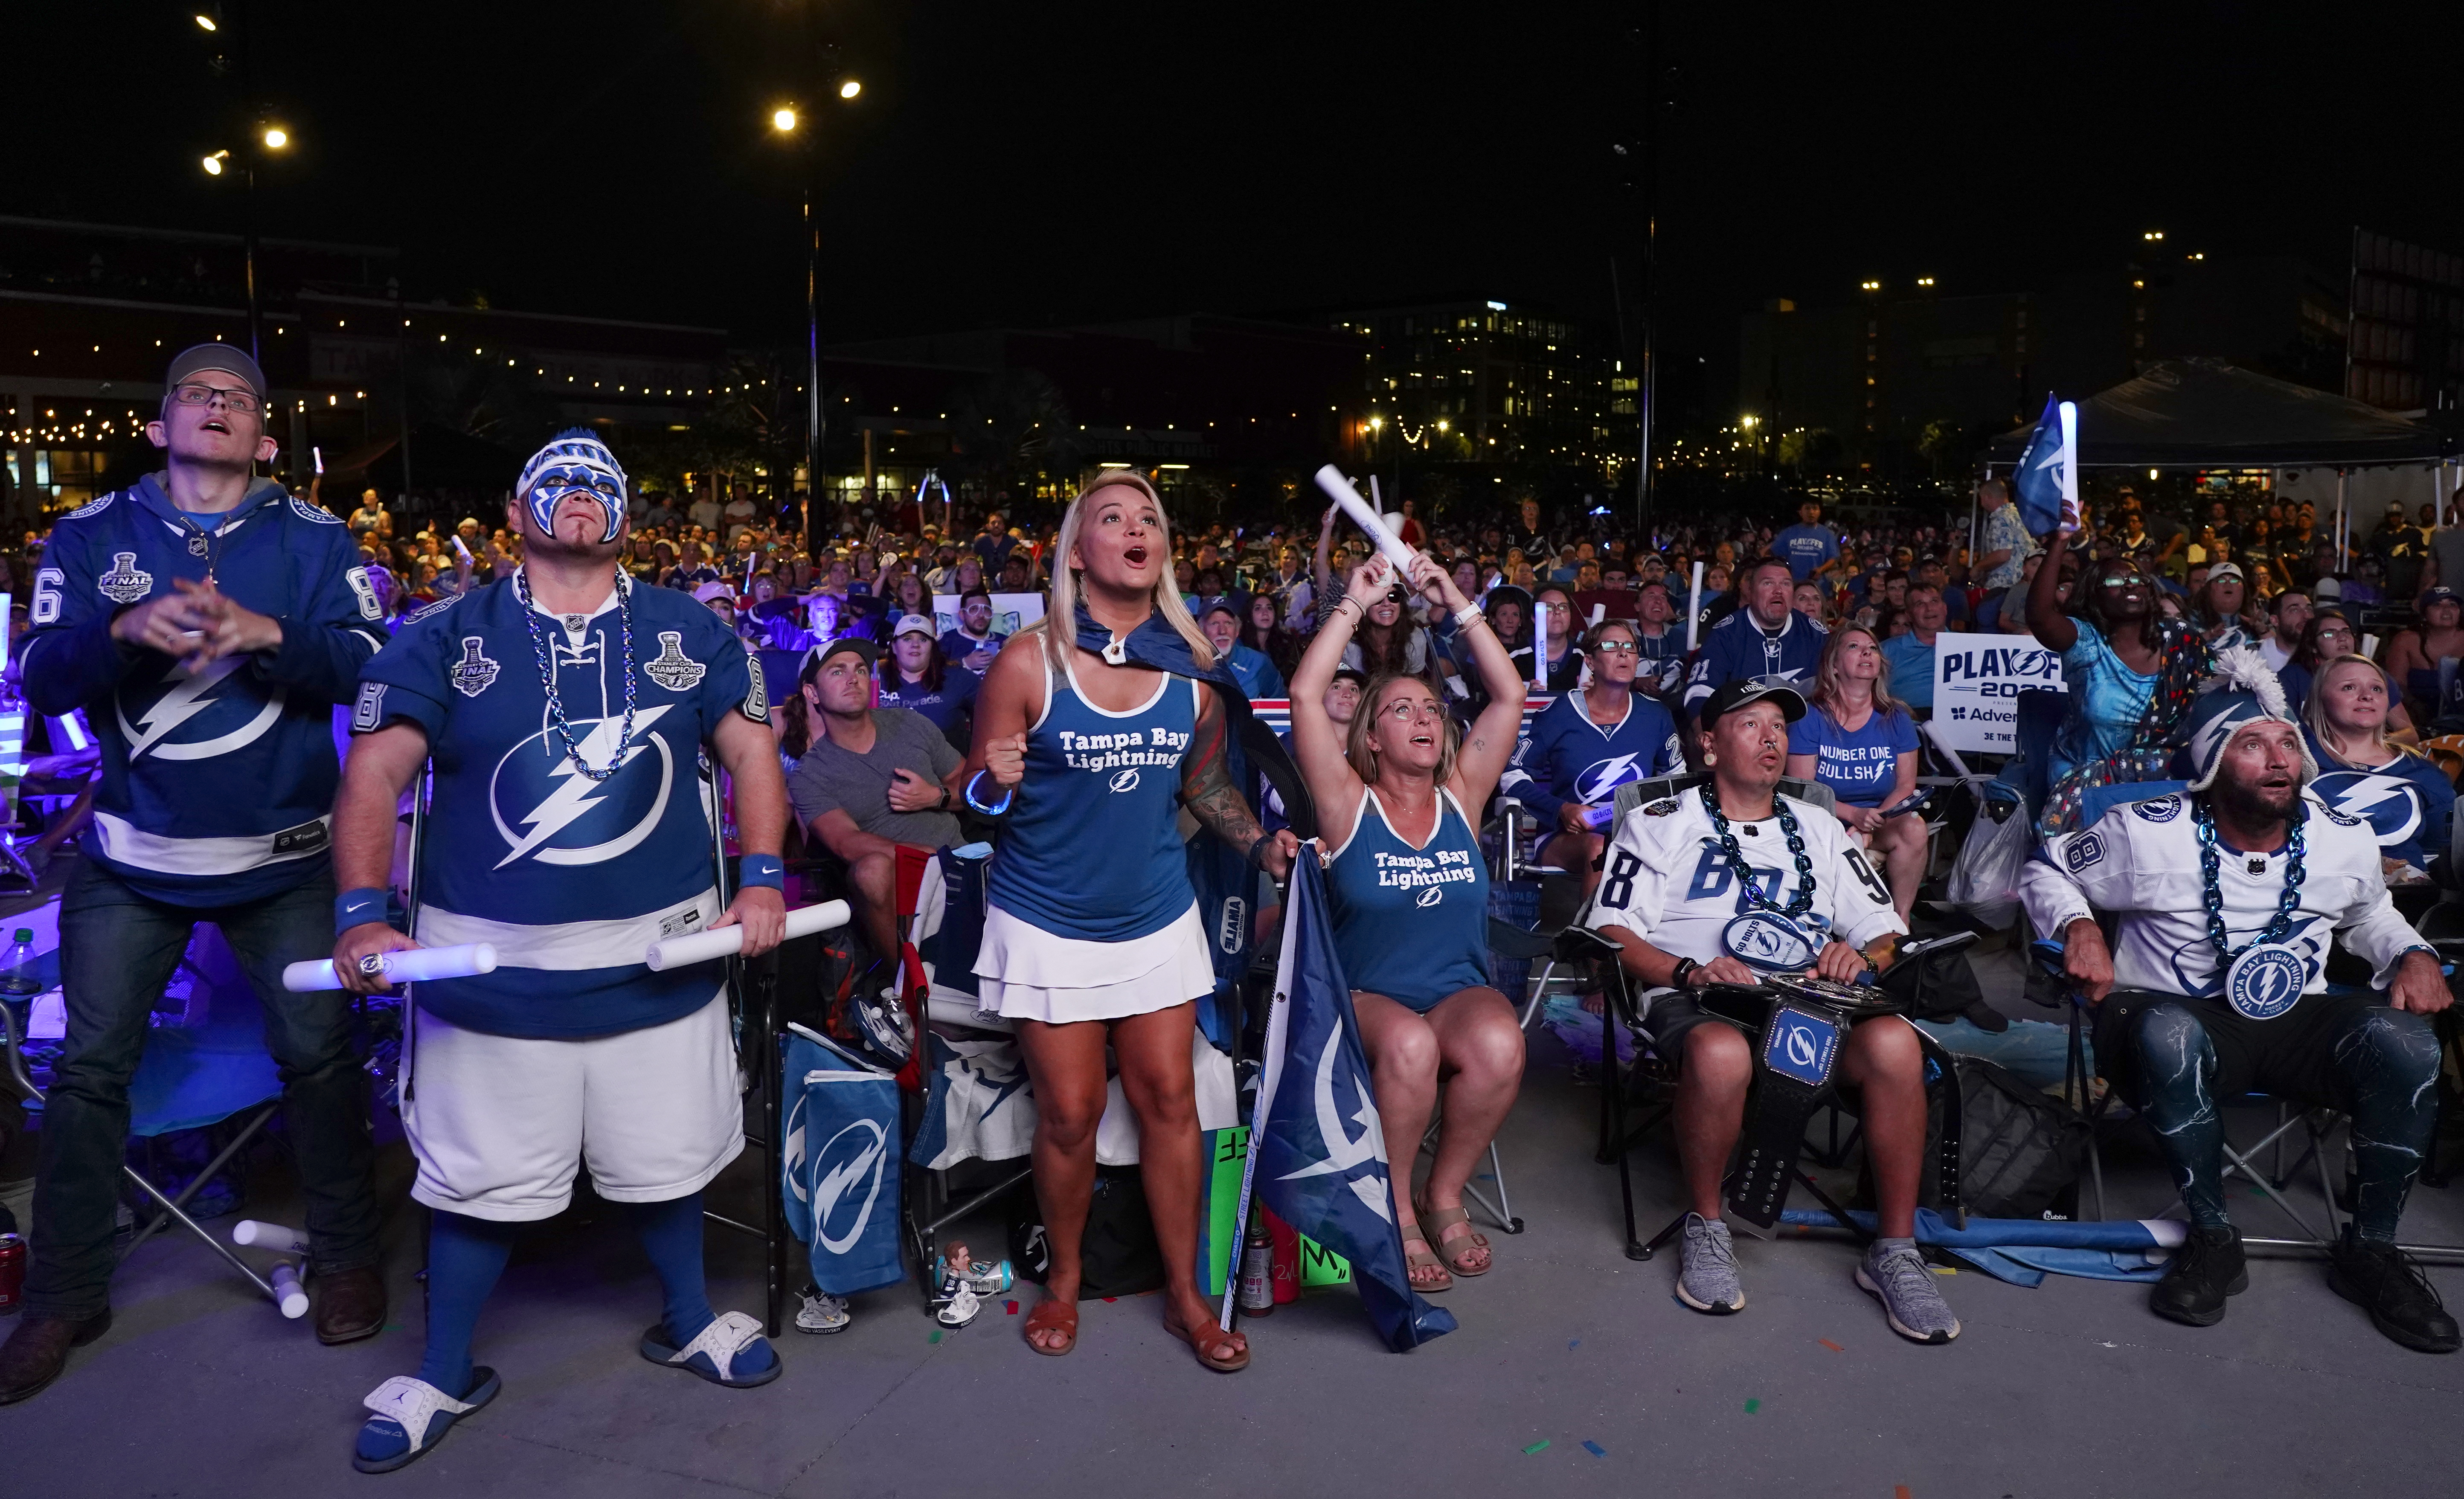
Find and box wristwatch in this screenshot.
[937,785,953,810]
[1670,957,1700,990]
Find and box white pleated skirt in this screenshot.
[974,900,1218,1024]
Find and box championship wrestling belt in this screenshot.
[1701,974,1909,1232]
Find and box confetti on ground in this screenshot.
[1818,1338,1844,1352]
[1932,1266,1957,1275]
[1102,1296,1117,1303]
[1006,1300,1019,1315]
[1743,1398,1761,1415]
[1568,1338,1580,1349]
[382,1323,402,1333]
[927,1329,942,1344]
[1522,1441,1551,1455]
[1896,1487,1913,1499]
[1582,1441,1607,1458]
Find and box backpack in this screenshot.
[1005,1165,1164,1298]
[1915,1056,2093,1220]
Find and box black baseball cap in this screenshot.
[810,636,880,670]
[1700,676,1808,729]
[164,343,267,403]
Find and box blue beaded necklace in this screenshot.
[514,567,638,783]
[2193,797,2306,962]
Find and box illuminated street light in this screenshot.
[194,11,216,29]
[1916,276,1935,287]
[772,106,799,133]
[2144,230,2165,241]
[201,149,230,176]
[838,78,862,99]
[261,125,288,150]
[1860,279,1880,291]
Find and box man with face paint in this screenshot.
[0,345,392,1406]
[328,430,790,1472]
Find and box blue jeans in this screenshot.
[26,861,380,1319]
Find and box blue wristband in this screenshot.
[965,769,1014,817]
[335,887,389,936]
[738,853,785,891]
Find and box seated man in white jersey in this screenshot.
[1588,678,1962,1345]
[329,432,791,1472]
[2023,652,2457,1352]
[1287,548,1529,1289]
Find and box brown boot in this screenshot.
[314,1265,387,1346]
[0,1309,112,1405]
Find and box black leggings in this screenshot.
[2132,997,2440,1241]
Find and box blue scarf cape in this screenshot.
[1068,602,1313,1046]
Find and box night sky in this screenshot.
[13,2,2463,416]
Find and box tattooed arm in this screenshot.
[1181,682,1297,878]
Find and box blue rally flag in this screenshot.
[1232,855,1456,1351]
[2012,394,2078,537]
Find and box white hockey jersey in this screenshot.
[1586,785,1905,965]
[2019,788,2427,998]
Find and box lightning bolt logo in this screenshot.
[2316,772,2421,843]
[487,705,675,868]
[116,657,285,762]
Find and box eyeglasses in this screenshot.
[170,382,262,415]
[1590,640,1639,655]
[1383,697,1440,721]
[2097,574,2141,589]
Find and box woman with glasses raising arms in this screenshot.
[1493,618,1683,900]
[1287,550,1529,1292]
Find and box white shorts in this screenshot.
[401,990,741,1222]
[976,901,1218,1024]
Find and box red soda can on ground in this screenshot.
[0,1232,25,1314]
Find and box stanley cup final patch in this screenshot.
[97,552,154,604]
[645,631,706,692]
[450,637,501,698]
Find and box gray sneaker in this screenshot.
[1855,1240,1961,1344]
[1675,1212,1745,1314]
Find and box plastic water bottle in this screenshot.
[0,931,39,998]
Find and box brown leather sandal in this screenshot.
[1162,1310,1250,1372]
[1401,1221,1453,1293]
[1023,1298,1078,1356]
[1421,1204,1492,1277]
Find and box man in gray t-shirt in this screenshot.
[787,638,965,961]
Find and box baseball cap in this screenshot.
[1699,676,1808,729]
[2424,587,2461,610]
[813,635,880,668]
[692,581,735,605]
[892,612,936,639]
[2206,562,2244,582]
[2312,576,2344,603]
[163,343,267,403]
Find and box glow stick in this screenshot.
[1685,561,1706,652]
[282,942,499,992]
[1311,466,1416,573]
[1531,600,1551,688]
[645,899,850,972]
[233,1220,311,1253]
[2057,400,2080,532]
[270,1262,309,1319]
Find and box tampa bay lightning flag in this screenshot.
[1233,855,1456,1351]
[2013,394,2078,537]
[782,1024,904,1298]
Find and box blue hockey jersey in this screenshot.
[1682,609,1826,721]
[22,474,384,906]
[1497,689,1682,824]
[354,570,767,1039]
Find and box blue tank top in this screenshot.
[988,656,1200,942]
[1325,787,1492,1012]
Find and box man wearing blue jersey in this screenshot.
[0,346,390,1405]
[327,432,789,1472]
[1682,558,1826,727]
[1499,618,1682,896]
[1772,499,1842,583]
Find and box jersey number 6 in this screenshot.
[30,567,63,626]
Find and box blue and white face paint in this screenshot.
[516,429,629,545]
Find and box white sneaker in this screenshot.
[936,1284,982,1328]
[794,1287,851,1335]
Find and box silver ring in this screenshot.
[357,954,387,976]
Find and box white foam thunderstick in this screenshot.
[645,900,850,972]
[1312,466,1418,574]
[281,943,500,992]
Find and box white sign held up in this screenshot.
[1929,633,2066,755]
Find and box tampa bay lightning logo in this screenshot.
[2133,794,2182,823]
[809,1117,889,1255]
[2226,945,2308,1021]
[2169,914,2323,997]
[1276,1013,1393,1224]
[1414,885,1444,908]
[1108,768,1141,794]
[1762,1004,1841,1088]
[486,705,676,868]
[2309,769,2422,848]
[1573,753,1647,804]
[1723,911,1817,972]
[116,657,285,762]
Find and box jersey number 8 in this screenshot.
[1600,850,1641,909]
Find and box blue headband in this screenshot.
[516,429,628,545]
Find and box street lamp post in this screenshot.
[770,73,858,551]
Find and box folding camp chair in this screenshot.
[0,924,298,1315]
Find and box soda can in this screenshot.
[1237,1231,1275,1315]
[0,1232,25,1314]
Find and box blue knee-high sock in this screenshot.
[629,1192,719,1347]
[2135,1004,2229,1229]
[417,1211,518,1397]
